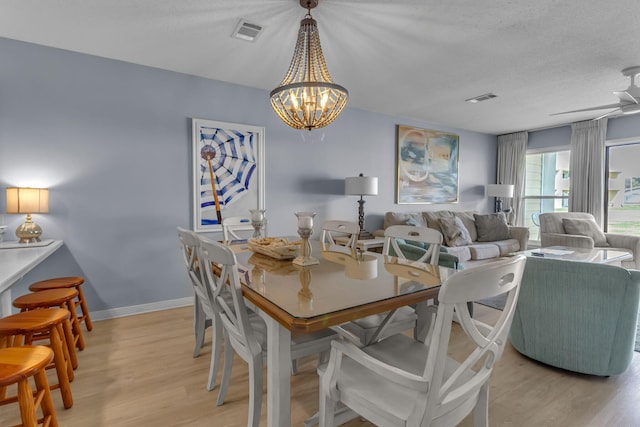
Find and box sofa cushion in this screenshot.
[453,211,478,242]
[539,212,595,234]
[474,212,511,241]
[468,244,500,260]
[562,218,609,247]
[439,216,472,247]
[493,239,521,256]
[443,245,471,262]
[422,210,454,234]
[383,212,427,229]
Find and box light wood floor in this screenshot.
[2,304,640,426]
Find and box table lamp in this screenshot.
[345,173,378,240]
[486,184,514,213]
[6,187,49,243]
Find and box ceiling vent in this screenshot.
[465,93,498,103]
[232,19,263,42]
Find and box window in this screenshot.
[605,141,640,236]
[523,150,570,241]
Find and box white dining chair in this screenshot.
[222,216,255,242]
[383,224,443,265]
[334,225,444,346]
[176,226,222,391]
[318,255,527,427]
[198,236,337,427]
[321,220,359,249]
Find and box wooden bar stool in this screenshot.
[0,346,59,427]
[13,289,86,352]
[29,276,93,332]
[0,309,76,409]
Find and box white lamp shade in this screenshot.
[486,184,514,198]
[345,176,378,196]
[6,188,49,214]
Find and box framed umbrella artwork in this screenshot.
[192,119,265,232]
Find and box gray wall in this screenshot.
[527,115,640,151]
[0,37,496,314]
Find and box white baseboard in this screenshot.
[90,297,194,321]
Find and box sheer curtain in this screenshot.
[568,118,608,225]
[496,132,527,226]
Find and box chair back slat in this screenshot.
[383,225,443,265]
[222,216,255,242]
[198,237,263,358]
[177,227,216,319]
[321,220,359,249]
[425,255,526,420]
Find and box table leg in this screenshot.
[264,312,292,427]
[415,300,436,343]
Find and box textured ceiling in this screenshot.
[1,0,640,134]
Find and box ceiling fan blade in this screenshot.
[613,91,639,104]
[593,108,622,120]
[550,103,622,116]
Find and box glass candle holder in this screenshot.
[250,209,266,238]
[293,212,319,266]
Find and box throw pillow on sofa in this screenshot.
[474,212,511,241]
[439,216,472,247]
[422,210,454,234]
[405,216,427,227]
[453,211,478,242]
[561,218,609,247]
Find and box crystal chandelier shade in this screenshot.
[270,3,348,131]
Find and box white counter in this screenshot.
[0,239,64,316]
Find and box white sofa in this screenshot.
[539,212,640,269]
[376,210,529,267]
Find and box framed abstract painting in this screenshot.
[192,119,265,232]
[396,125,459,204]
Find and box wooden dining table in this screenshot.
[230,239,455,427]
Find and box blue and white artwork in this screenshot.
[192,119,265,232]
[396,125,459,204]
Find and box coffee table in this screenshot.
[526,245,632,266]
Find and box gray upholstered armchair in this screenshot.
[539,212,640,269]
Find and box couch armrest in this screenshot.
[605,233,640,252]
[605,233,640,268]
[541,232,594,249]
[508,226,530,251]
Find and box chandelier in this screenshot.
[270,0,348,131]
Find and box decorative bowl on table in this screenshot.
[247,237,301,260]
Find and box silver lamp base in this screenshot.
[16,221,43,243]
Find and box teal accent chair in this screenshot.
[509,256,640,376]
